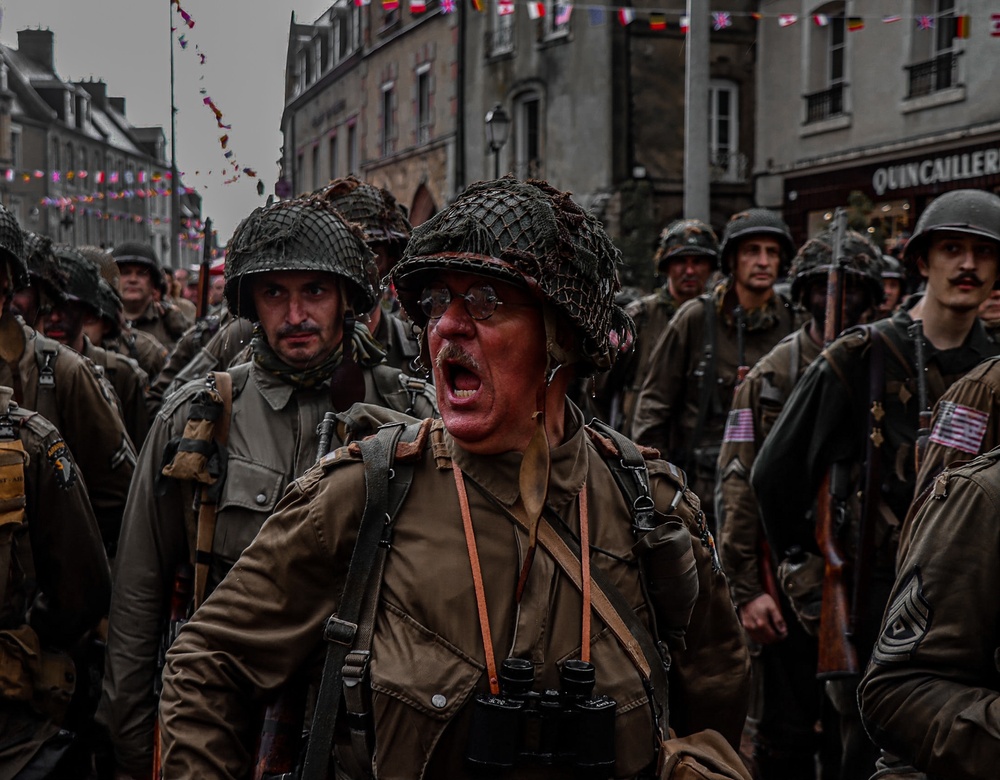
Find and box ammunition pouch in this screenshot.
[633,519,698,650]
[158,387,228,497]
[777,553,824,637]
[0,625,76,725]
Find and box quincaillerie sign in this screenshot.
[873,149,1000,196]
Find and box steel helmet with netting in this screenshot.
[314,175,412,245]
[51,244,104,313]
[788,227,885,306]
[0,208,26,291]
[718,208,795,274]
[653,219,719,274]
[223,195,378,320]
[390,177,633,374]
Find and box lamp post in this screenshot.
[484,103,510,180]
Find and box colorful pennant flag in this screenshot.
[812,14,829,27]
[917,15,934,30]
[527,2,545,19]
[679,15,689,33]
[410,0,426,13]
[954,14,971,38]
[497,0,514,16]
[441,0,456,14]
[882,15,902,23]
[778,14,797,27]
[471,0,484,13]
[712,11,731,30]
[555,4,572,26]
[847,17,864,31]
[383,0,400,10]
[588,7,604,25]
[992,13,1000,36]
[649,13,666,31]
[617,7,634,26]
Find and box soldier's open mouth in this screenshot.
[448,363,481,399]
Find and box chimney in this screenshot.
[109,96,126,115]
[17,29,55,72]
[77,79,107,110]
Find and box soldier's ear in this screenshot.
[916,255,929,279]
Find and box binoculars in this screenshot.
[465,657,616,774]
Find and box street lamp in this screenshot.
[485,103,510,179]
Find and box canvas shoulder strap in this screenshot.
[302,420,421,780]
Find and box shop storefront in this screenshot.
[783,136,1000,252]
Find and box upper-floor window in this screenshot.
[312,145,321,189]
[329,135,339,179]
[805,6,847,123]
[514,91,542,179]
[543,0,571,40]
[907,0,961,97]
[708,80,745,183]
[489,6,515,56]
[416,65,431,144]
[381,83,395,157]
[296,52,308,94]
[311,39,323,81]
[348,121,359,173]
[10,127,21,168]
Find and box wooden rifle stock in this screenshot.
[814,469,859,678]
[254,682,308,780]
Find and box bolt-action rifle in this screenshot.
[196,217,213,320]
[153,563,194,776]
[814,208,860,677]
[908,319,931,473]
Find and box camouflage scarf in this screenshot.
[251,322,388,390]
[711,277,786,332]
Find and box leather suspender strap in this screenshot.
[192,371,233,610]
[301,423,406,780]
[466,478,671,738]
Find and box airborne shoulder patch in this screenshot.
[872,566,932,665]
[47,439,77,489]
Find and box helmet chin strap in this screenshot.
[543,306,578,386]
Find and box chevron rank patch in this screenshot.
[929,401,989,455]
[723,408,754,443]
[872,566,932,665]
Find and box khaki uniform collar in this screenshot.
[249,361,297,412]
[446,401,589,512]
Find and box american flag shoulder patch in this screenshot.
[928,401,989,455]
[723,408,755,443]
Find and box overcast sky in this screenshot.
[1,0,332,242]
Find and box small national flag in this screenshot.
[778,14,798,27]
[497,0,513,16]
[954,14,971,39]
[383,0,399,10]
[723,408,755,443]
[410,0,426,12]
[679,15,689,33]
[555,4,572,26]
[588,7,604,25]
[917,14,934,30]
[441,0,456,14]
[992,13,1000,36]
[712,11,731,30]
[750,12,762,20]
[930,401,989,454]
[527,2,545,19]
[617,7,634,26]
[649,13,666,31]
[847,17,864,32]
[882,14,902,23]
[471,0,484,12]
[813,14,829,26]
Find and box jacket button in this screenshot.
[255,493,267,505]
[431,694,447,709]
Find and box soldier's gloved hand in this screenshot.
[737,593,787,645]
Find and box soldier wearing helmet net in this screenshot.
[98,196,437,778]
[631,208,798,532]
[752,188,1000,780]
[157,178,751,779]
[716,226,884,779]
[315,174,421,372]
[594,219,718,435]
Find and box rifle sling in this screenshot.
[301,422,413,780]
[192,371,232,610]
[685,296,717,472]
[853,326,885,636]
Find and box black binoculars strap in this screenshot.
[302,421,417,780]
[467,478,672,739]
